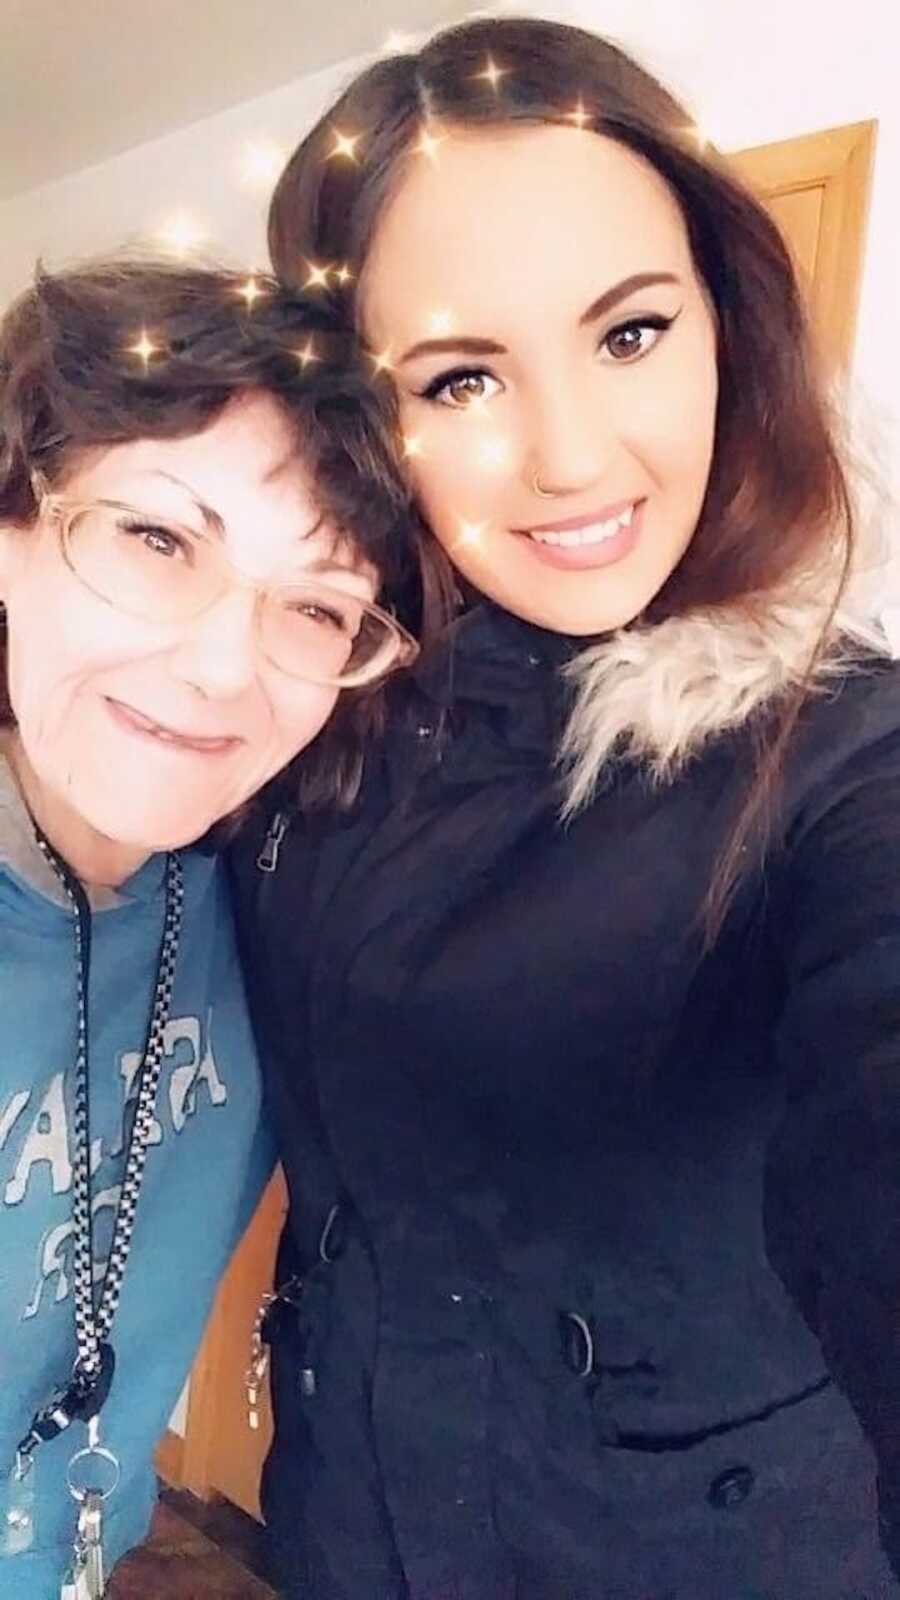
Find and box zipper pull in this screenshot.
[256,810,288,874]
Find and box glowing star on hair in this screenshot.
[413,125,446,162]
[157,212,205,258]
[334,263,354,286]
[128,329,161,371]
[329,129,362,162]
[402,433,425,460]
[474,55,507,91]
[238,276,265,310]
[296,339,319,369]
[565,100,591,131]
[370,347,394,376]
[304,261,332,290]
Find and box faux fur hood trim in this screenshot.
[557,562,890,817]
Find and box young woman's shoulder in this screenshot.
[782,653,900,829]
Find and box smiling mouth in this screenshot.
[106,698,240,754]
[523,502,637,548]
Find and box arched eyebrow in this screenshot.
[396,271,683,366]
[147,467,224,537]
[143,471,327,548]
[397,334,504,366]
[579,271,682,326]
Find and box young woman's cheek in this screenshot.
[410,429,504,539]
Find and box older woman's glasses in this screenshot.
[37,491,419,688]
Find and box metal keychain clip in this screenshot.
[60,1418,120,1597]
[60,1490,105,1599]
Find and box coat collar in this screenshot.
[411,604,570,776]
[558,562,887,814]
[415,603,574,710]
[411,554,889,806]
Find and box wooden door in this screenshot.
[728,120,877,373]
[155,1167,285,1517]
[155,116,879,1521]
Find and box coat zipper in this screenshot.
[256,810,288,874]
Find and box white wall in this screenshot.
[1,0,896,511]
[0,51,367,307]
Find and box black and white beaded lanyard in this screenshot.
[2,829,183,1599]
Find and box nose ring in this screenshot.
[532,472,561,499]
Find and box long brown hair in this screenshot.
[268,15,856,930]
[0,258,429,813]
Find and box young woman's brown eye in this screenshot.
[601,314,675,363]
[420,369,503,408]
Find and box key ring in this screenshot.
[66,1445,120,1504]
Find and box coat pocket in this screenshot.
[582,1379,892,1598]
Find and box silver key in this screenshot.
[60,1491,105,1599]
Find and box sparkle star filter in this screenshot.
[127,330,160,371]
[455,519,489,550]
[413,126,446,162]
[157,212,205,258]
[304,261,332,290]
[565,101,591,131]
[474,55,507,91]
[296,339,319,369]
[381,29,417,53]
[687,122,716,153]
[427,309,456,337]
[329,129,362,162]
[238,277,265,310]
[239,140,287,188]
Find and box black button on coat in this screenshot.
[231,604,900,1599]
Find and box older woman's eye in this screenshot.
[290,601,348,633]
[601,314,676,363]
[118,517,193,562]
[419,369,503,409]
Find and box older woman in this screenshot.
[0,260,417,1598]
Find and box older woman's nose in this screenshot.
[168,585,261,699]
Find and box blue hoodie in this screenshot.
[0,756,273,1596]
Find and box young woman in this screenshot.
[0,259,417,1598]
[232,16,900,1598]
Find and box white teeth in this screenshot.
[528,503,635,547]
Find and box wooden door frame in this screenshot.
[729,120,877,373]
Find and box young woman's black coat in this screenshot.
[231,604,900,1600]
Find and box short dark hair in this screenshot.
[0,257,423,811]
